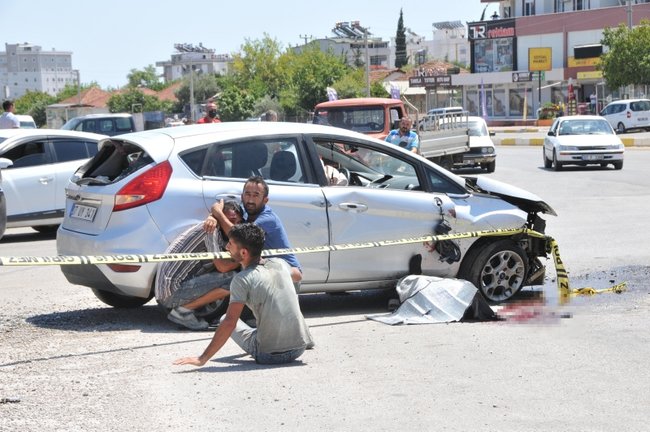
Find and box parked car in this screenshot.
[15,114,36,129]
[446,116,496,172]
[56,122,555,310]
[543,115,624,171]
[599,98,650,133]
[61,113,136,136]
[0,129,106,239]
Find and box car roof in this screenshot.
[0,128,107,142]
[557,115,607,122]
[70,113,133,120]
[314,98,401,108]
[605,98,650,105]
[14,114,35,120]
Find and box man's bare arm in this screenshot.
[173,302,245,366]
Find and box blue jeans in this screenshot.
[166,270,236,309]
[226,318,305,365]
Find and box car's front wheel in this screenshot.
[543,148,552,168]
[458,239,528,304]
[484,161,496,173]
[552,150,563,171]
[91,288,153,308]
[613,160,623,170]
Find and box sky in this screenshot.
[0,0,498,89]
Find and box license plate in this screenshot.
[585,154,603,161]
[70,204,97,222]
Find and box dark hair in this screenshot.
[223,200,243,218]
[2,100,14,111]
[229,223,265,258]
[245,175,269,197]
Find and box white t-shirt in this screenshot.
[0,112,20,129]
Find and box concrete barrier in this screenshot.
[491,127,650,147]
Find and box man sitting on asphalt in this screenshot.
[173,223,314,366]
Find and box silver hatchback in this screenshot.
[57,122,555,307]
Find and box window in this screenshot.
[52,139,98,162]
[313,139,421,191]
[99,119,114,133]
[186,138,303,183]
[523,0,535,16]
[2,141,50,168]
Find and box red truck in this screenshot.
[313,97,469,168]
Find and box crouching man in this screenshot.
[173,223,314,366]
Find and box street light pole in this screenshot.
[189,59,195,122]
[364,28,370,97]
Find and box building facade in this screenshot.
[0,43,76,100]
[156,43,231,83]
[448,0,650,121]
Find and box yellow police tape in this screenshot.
[0,227,625,305]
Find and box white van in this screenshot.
[599,99,650,133]
[15,115,36,129]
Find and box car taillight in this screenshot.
[107,264,141,273]
[113,161,172,212]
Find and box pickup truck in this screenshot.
[313,97,469,168]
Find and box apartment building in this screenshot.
[0,43,76,100]
[156,43,232,83]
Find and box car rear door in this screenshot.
[197,135,330,283]
[0,136,56,220]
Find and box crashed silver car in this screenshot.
[56,122,555,307]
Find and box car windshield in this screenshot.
[61,118,81,130]
[559,119,613,135]
[313,107,385,133]
[467,120,488,137]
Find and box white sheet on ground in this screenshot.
[367,275,484,325]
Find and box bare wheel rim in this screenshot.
[479,249,526,302]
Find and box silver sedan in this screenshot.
[56,122,555,307]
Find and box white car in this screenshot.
[56,122,555,308]
[15,114,37,129]
[451,116,496,172]
[0,129,106,239]
[543,115,624,171]
[599,98,650,133]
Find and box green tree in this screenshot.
[600,19,650,88]
[107,88,173,113]
[14,90,56,127]
[230,35,284,100]
[127,65,165,91]
[278,45,348,115]
[174,73,222,111]
[330,69,366,99]
[371,81,390,98]
[394,9,408,68]
[217,80,256,121]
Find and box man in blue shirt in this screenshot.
[205,176,302,283]
[385,117,419,153]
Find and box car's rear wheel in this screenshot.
[543,148,552,168]
[552,150,563,171]
[458,239,528,304]
[32,225,59,234]
[613,160,623,170]
[616,122,626,134]
[91,288,153,308]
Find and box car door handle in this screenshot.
[338,202,368,212]
[39,176,54,184]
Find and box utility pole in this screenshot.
[364,28,370,97]
[626,0,633,29]
[299,34,312,45]
[189,59,195,123]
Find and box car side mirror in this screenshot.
[547,130,555,137]
[0,157,13,169]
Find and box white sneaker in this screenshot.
[168,308,209,330]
